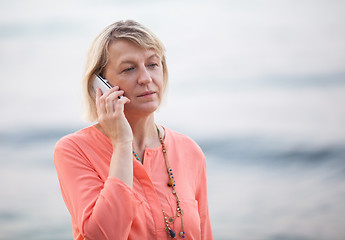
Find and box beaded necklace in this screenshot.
[132,126,186,239]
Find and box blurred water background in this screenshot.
[1,0,345,239]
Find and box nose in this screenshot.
[137,65,152,85]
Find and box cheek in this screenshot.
[114,76,136,91]
[152,71,164,89]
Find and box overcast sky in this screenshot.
[1,0,344,141]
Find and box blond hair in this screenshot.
[82,20,168,122]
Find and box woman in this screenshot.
[54,20,213,240]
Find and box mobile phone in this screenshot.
[93,74,112,94]
[92,75,123,102]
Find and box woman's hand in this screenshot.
[95,87,133,146]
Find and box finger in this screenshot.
[99,86,120,114]
[105,90,125,113]
[101,86,119,98]
[95,87,102,100]
[95,88,106,116]
[114,96,131,115]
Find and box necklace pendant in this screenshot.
[168,229,176,238]
[168,178,175,187]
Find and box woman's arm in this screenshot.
[54,87,136,239]
[108,143,133,187]
[54,137,141,239]
[196,156,214,240]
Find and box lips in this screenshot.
[137,90,156,97]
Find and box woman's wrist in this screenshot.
[111,140,132,150]
[109,140,133,188]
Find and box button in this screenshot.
[146,151,151,156]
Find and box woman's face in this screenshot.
[104,39,164,117]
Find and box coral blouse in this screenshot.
[54,125,213,240]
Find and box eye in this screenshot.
[122,67,134,73]
[148,63,159,68]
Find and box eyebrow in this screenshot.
[118,53,161,65]
[147,53,160,60]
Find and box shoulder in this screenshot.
[165,127,205,159]
[54,126,109,165]
[55,125,108,148]
[55,126,94,150]
[166,128,201,147]
[54,126,108,171]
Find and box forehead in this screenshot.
[108,39,160,64]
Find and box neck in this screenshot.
[127,113,160,151]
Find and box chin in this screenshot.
[125,102,160,116]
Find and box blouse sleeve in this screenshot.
[54,136,141,240]
[196,155,214,240]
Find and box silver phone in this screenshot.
[92,74,112,94]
